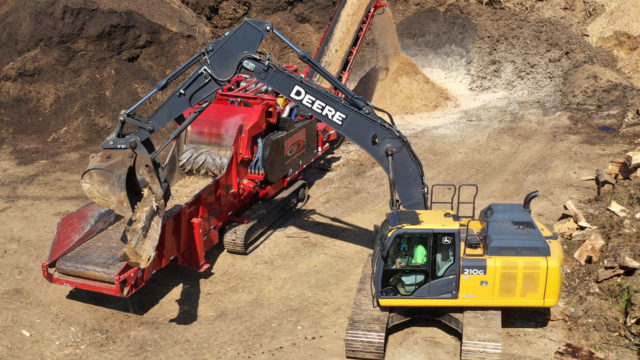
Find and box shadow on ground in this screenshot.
[64,151,371,320]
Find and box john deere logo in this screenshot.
[289,85,346,125]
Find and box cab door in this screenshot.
[418,231,459,298]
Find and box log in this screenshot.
[595,169,614,196]
[605,161,623,176]
[625,151,640,169]
[607,200,629,217]
[607,160,634,179]
[555,343,610,360]
[596,267,625,282]
[573,230,605,265]
[564,200,593,228]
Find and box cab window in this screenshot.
[382,233,430,296]
[385,233,430,269]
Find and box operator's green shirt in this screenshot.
[411,244,427,265]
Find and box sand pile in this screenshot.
[354,9,452,116]
[586,0,640,87]
[367,53,452,115]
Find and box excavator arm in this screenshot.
[245,57,428,210]
[81,18,429,266]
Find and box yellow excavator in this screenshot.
[345,188,563,359]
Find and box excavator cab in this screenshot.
[375,211,462,299]
[371,189,563,307]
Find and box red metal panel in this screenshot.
[45,203,116,265]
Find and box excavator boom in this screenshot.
[81,18,429,243]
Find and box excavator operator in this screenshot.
[394,235,427,269]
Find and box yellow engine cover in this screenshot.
[377,211,563,308]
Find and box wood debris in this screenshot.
[595,169,615,196]
[626,313,640,328]
[555,343,610,360]
[596,256,640,282]
[603,257,617,268]
[553,218,579,237]
[597,267,626,282]
[607,200,629,217]
[605,160,624,176]
[573,230,605,264]
[606,159,633,179]
[620,255,640,269]
[564,200,593,228]
[625,151,640,170]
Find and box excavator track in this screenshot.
[345,255,389,359]
[179,143,232,177]
[223,180,307,254]
[461,310,503,359]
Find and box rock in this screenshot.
[595,169,615,196]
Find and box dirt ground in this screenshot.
[2,0,640,359]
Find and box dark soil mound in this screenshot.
[0,0,199,162]
[0,0,334,163]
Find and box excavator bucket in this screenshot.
[80,149,141,218]
[80,147,167,269]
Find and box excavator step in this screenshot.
[223,180,307,254]
[345,255,389,359]
[461,310,503,360]
[56,217,126,283]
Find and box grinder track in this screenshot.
[223,180,307,254]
